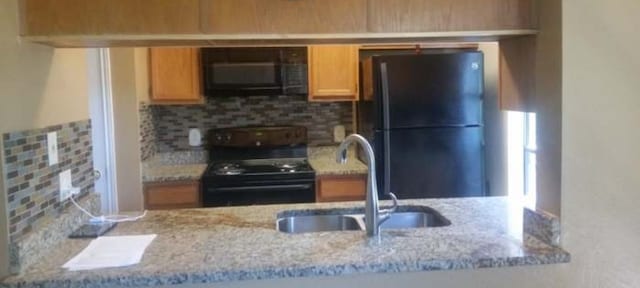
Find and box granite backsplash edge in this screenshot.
[523,207,561,247]
[9,193,100,274]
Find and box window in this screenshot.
[507,111,537,209]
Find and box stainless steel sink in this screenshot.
[276,214,362,233]
[276,206,450,234]
[378,212,449,229]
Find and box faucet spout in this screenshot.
[336,134,398,236]
[335,148,348,164]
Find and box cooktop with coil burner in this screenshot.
[201,126,317,207]
[204,158,315,180]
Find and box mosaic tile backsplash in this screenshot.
[140,95,353,157]
[2,120,94,242]
[139,104,157,161]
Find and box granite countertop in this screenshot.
[308,146,368,176]
[142,152,207,183]
[143,148,367,182]
[1,197,570,288]
[142,163,207,183]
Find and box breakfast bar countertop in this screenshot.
[1,197,570,288]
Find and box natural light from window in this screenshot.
[507,111,537,210]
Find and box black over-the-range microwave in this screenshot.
[201,47,308,97]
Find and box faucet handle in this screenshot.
[384,192,399,214]
[378,192,399,226]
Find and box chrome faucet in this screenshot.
[336,134,398,236]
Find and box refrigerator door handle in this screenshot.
[383,131,391,197]
[381,63,391,130]
[381,63,392,197]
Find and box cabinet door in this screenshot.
[308,45,360,102]
[361,58,374,101]
[201,0,367,34]
[316,175,366,202]
[499,36,536,112]
[144,182,201,210]
[20,0,200,36]
[149,48,203,104]
[367,0,537,33]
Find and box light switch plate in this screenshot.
[59,169,72,201]
[47,132,59,166]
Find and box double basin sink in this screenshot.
[277,205,450,234]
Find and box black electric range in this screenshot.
[201,126,316,207]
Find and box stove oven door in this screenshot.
[203,181,316,207]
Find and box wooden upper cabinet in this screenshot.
[499,36,537,112]
[149,48,203,104]
[20,0,200,35]
[201,0,367,34]
[308,45,360,102]
[367,0,537,33]
[361,58,375,101]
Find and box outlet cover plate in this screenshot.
[59,170,72,201]
[47,132,59,166]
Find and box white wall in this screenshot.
[560,0,640,285]
[109,48,144,211]
[535,0,563,216]
[0,0,90,277]
[479,42,508,197]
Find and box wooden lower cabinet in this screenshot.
[144,181,201,210]
[316,175,366,202]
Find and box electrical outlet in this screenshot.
[47,132,59,166]
[333,125,346,143]
[59,169,72,201]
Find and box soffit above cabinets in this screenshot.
[19,0,538,48]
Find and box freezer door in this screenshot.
[374,52,484,129]
[374,127,486,199]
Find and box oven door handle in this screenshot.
[213,184,312,192]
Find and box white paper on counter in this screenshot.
[63,235,157,271]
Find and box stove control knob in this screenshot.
[256,141,261,146]
[215,134,222,142]
[225,134,232,142]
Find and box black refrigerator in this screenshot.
[358,51,486,200]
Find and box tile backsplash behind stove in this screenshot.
[140,95,353,159]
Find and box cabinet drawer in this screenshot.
[144,182,201,210]
[201,0,367,34]
[316,175,366,202]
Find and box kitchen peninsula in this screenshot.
[1,197,569,288]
